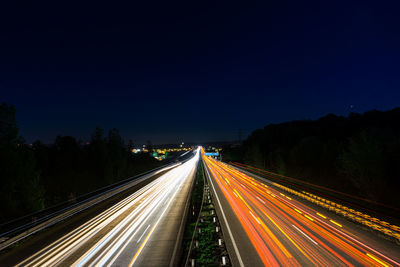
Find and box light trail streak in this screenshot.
[330,220,342,228]
[203,155,400,267]
[17,149,199,266]
[292,224,318,246]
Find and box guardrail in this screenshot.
[273,183,400,243]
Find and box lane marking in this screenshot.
[129,224,156,266]
[137,225,150,243]
[204,164,245,267]
[292,225,318,246]
[317,213,327,219]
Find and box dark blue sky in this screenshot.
[1,0,400,144]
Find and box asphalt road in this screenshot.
[203,155,400,267]
[1,149,199,267]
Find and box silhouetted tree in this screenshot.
[340,130,386,200]
[226,107,400,208]
[0,105,163,223]
[0,102,45,222]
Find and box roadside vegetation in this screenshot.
[193,203,224,266]
[180,161,230,266]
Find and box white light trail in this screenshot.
[17,149,200,267]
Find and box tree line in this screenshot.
[0,102,161,224]
[223,108,400,209]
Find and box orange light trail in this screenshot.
[203,154,400,267]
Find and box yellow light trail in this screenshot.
[330,220,342,228]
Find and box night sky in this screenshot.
[1,1,400,144]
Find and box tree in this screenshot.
[340,131,386,200]
[107,128,126,181]
[0,102,45,223]
[244,143,263,168]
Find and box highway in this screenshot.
[203,155,400,267]
[10,149,199,266]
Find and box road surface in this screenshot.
[10,149,199,267]
[203,155,400,267]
